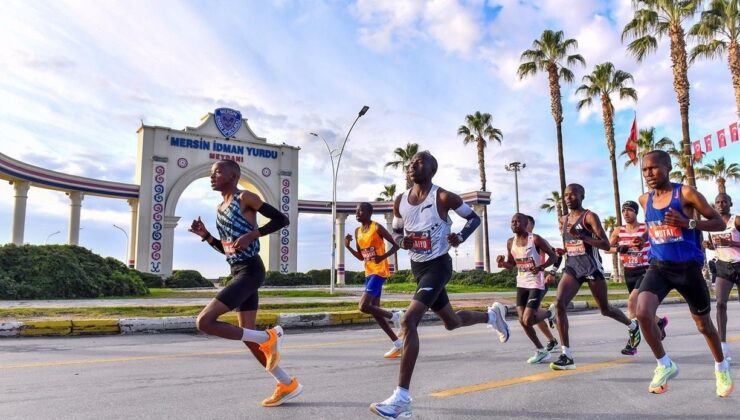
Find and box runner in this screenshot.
[549,183,639,370]
[188,160,301,407]
[497,213,558,364]
[369,151,509,419]
[703,193,740,365]
[345,202,404,359]
[608,200,668,355]
[526,215,559,352]
[636,150,733,397]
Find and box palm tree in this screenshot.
[541,191,564,224]
[697,157,740,193]
[518,29,586,214]
[689,0,740,117]
[458,112,503,272]
[576,63,638,226]
[622,0,700,188]
[375,184,397,202]
[384,143,419,190]
[603,216,622,282]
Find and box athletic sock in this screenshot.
[270,366,292,385]
[394,386,410,401]
[716,359,730,372]
[628,319,638,331]
[241,328,269,343]
[393,339,403,348]
[657,355,672,368]
[561,346,572,358]
[721,342,729,355]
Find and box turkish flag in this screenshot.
[693,140,702,160]
[625,117,638,164]
[731,122,739,142]
[704,134,713,152]
[718,129,728,148]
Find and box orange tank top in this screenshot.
[356,221,390,278]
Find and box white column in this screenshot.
[473,204,485,271]
[161,215,180,278]
[127,199,139,268]
[67,191,84,245]
[383,212,397,274]
[11,181,30,245]
[336,213,348,286]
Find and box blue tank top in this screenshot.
[645,183,704,264]
[216,191,260,265]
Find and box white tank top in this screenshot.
[711,215,740,263]
[511,233,544,289]
[398,184,452,262]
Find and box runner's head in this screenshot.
[564,184,585,210]
[210,160,240,191]
[511,213,529,235]
[355,202,373,223]
[714,193,732,215]
[408,151,438,184]
[642,150,671,189]
[621,200,639,223]
[525,215,535,233]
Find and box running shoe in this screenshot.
[621,343,637,356]
[546,338,558,352]
[261,377,303,407]
[370,394,412,419]
[384,344,402,359]
[716,369,735,398]
[628,320,641,348]
[648,361,679,394]
[390,310,404,330]
[658,316,668,341]
[549,353,576,370]
[547,308,557,329]
[527,348,551,364]
[487,302,510,343]
[259,326,284,371]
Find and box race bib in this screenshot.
[361,246,377,261]
[711,233,732,248]
[565,240,586,256]
[624,250,645,268]
[408,230,432,254]
[515,256,536,273]
[647,221,684,244]
[222,240,236,256]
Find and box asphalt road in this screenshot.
[1,302,738,419]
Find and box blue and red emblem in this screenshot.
[214,108,242,138]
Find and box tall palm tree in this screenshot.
[385,143,419,190]
[518,29,586,214]
[689,0,740,117]
[622,0,700,188]
[603,216,622,282]
[697,157,740,193]
[541,191,564,224]
[375,184,397,202]
[576,62,638,226]
[458,112,503,272]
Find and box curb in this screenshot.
[0,297,690,338]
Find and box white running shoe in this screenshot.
[384,344,403,359]
[487,302,510,343]
[390,310,404,330]
[527,348,551,364]
[369,393,412,419]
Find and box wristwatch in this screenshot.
[455,233,464,243]
[687,219,697,230]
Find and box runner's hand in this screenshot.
[630,237,645,249]
[447,233,463,247]
[664,208,687,228]
[529,265,543,275]
[496,255,505,268]
[401,236,414,250]
[345,234,353,247]
[555,248,566,256]
[714,237,731,247]
[232,230,259,251]
[189,217,209,239]
[370,255,385,264]
[545,273,555,285]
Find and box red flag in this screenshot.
[693,140,702,160]
[625,116,638,164]
[731,122,739,142]
[704,134,713,152]
[718,129,728,148]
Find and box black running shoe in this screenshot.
[621,343,637,356]
[546,338,558,352]
[549,353,576,370]
[658,316,668,341]
[628,320,641,348]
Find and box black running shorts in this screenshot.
[216,255,265,311]
[624,267,648,293]
[410,254,452,312]
[516,287,546,309]
[563,266,605,284]
[716,261,740,285]
[639,260,711,315]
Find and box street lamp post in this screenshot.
[504,162,526,212]
[112,224,130,267]
[45,230,61,244]
[310,105,369,294]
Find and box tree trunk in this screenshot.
[718,177,726,194]
[547,63,568,215]
[729,41,740,119]
[483,206,491,272]
[476,137,490,271]
[602,96,622,226]
[669,24,696,188]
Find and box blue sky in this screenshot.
[1,0,738,277]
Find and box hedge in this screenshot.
[166,270,214,288]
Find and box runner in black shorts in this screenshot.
[189,160,302,407]
[525,215,559,352]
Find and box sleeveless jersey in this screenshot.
[645,183,704,264]
[398,184,452,262]
[618,224,650,269]
[356,221,391,278]
[511,233,544,289]
[710,214,740,263]
[216,191,260,265]
[562,210,603,278]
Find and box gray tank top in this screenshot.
[562,210,603,278]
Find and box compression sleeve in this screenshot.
[256,202,290,236]
[453,203,474,218]
[458,210,481,242]
[207,236,225,254]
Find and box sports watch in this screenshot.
[687,219,697,230]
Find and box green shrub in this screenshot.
[166,270,213,288]
[138,272,165,288]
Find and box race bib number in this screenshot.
[624,250,645,268]
[565,240,586,256]
[515,257,536,272]
[647,221,683,244]
[361,246,377,261]
[711,233,732,248]
[222,240,236,256]
[408,231,432,254]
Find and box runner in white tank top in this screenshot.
[398,184,451,262]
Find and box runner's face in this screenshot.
[622,208,637,223]
[355,205,370,223]
[210,163,235,191]
[511,215,526,234]
[715,196,731,215]
[642,155,668,189]
[408,155,433,183]
[564,187,582,210]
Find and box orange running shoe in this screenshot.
[262,377,303,407]
[384,345,402,359]
[259,326,284,371]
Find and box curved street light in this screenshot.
[310,105,370,294]
[113,224,130,267]
[45,230,61,244]
[504,162,526,213]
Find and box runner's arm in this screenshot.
[439,190,480,243]
[242,191,290,237]
[606,227,620,254]
[533,234,557,270]
[680,186,725,232]
[580,212,611,251]
[392,195,412,249]
[497,238,516,270]
[376,224,400,261]
[345,228,364,261]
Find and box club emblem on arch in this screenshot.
[214,108,242,138]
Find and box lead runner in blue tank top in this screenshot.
[636,150,733,397]
[188,160,302,407]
